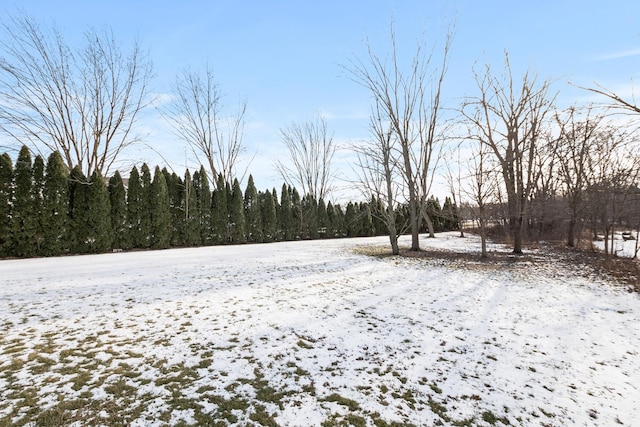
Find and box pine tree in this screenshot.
[230,178,246,243]
[260,189,277,243]
[0,153,14,257]
[127,166,143,248]
[149,166,171,249]
[212,173,229,244]
[108,171,129,250]
[244,175,262,242]
[11,146,36,257]
[279,184,293,241]
[41,151,69,256]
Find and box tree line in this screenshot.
[0,146,460,258]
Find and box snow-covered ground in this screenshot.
[593,231,639,259]
[0,233,638,426]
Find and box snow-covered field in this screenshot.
[1,233,638,426]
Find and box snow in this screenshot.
[1,232,639,426]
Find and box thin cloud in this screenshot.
[595,48,640,61]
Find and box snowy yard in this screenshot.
[0,233,638,426]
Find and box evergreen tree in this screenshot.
[194,166,212,245]
[0,153,14,257]
[32,155,46,254]
[359,202,375,236]
[302,195,318,239]
[70,168,111,253]
[212,173,229,244]
[291,187,302,240]
[182,169,200,246]
[41,151,69,256]
[279,183,293,241]
[271,187,280,240]
[11,146,36,257]
[139,163,153,247]
[127,166,143,248]
[317,198,328,238]
[109,171,129,250]
[260,189,277,243]
[149,166,171,249]
[427,196,443,232]
[230,178,246,243]
[345,202,358,237]
[164,169,184,246]
[244,175,262,242]
[326,201,336,238]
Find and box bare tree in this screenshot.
[352,103,406,255]
[462,54,555,254]
[165,65,247,186]
[275,114,336,201]
[348,24,452,251]
[0,14,153,177]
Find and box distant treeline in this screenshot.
[0,147,460,258]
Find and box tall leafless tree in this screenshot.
[275,114,336,201]
[352,103,405,255]
[165,65,247,186]
[348,24,452,251]
[462,54,555,254]
[0,14,153,177]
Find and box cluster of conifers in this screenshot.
[0,146,460,258]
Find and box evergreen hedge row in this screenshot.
[0,147,460,258]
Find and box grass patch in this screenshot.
[323,393,360,411]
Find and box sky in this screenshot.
[1,0,640,200]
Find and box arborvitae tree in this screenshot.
[127,166,143,248]
[139,163,153,248]
[108,171,129,250]
[87,171,112,252]
[230,178,246,243]
[70,168,111,253]
[291,187,302,240]
[317,198,328,238]
[260,189,277,243]
[194,166,212,245]
[182,169,200,247]
[345,202,358,237]
[212,173,229,244]
[442,196,459,231]
[11,146,36,257]
[149,166,171,249]
[244,175,262,242]
[326,201,336,238]
[41,151,69,256]
[302,195,319,239]
[164,169,184,246]
[0,153,14,257]
[427,196,443,232]
[271,188,280,240]
[359,202,375,237]
[279,183,293,240]
[32,155,46,254]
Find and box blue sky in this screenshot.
[2,0,640,199]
